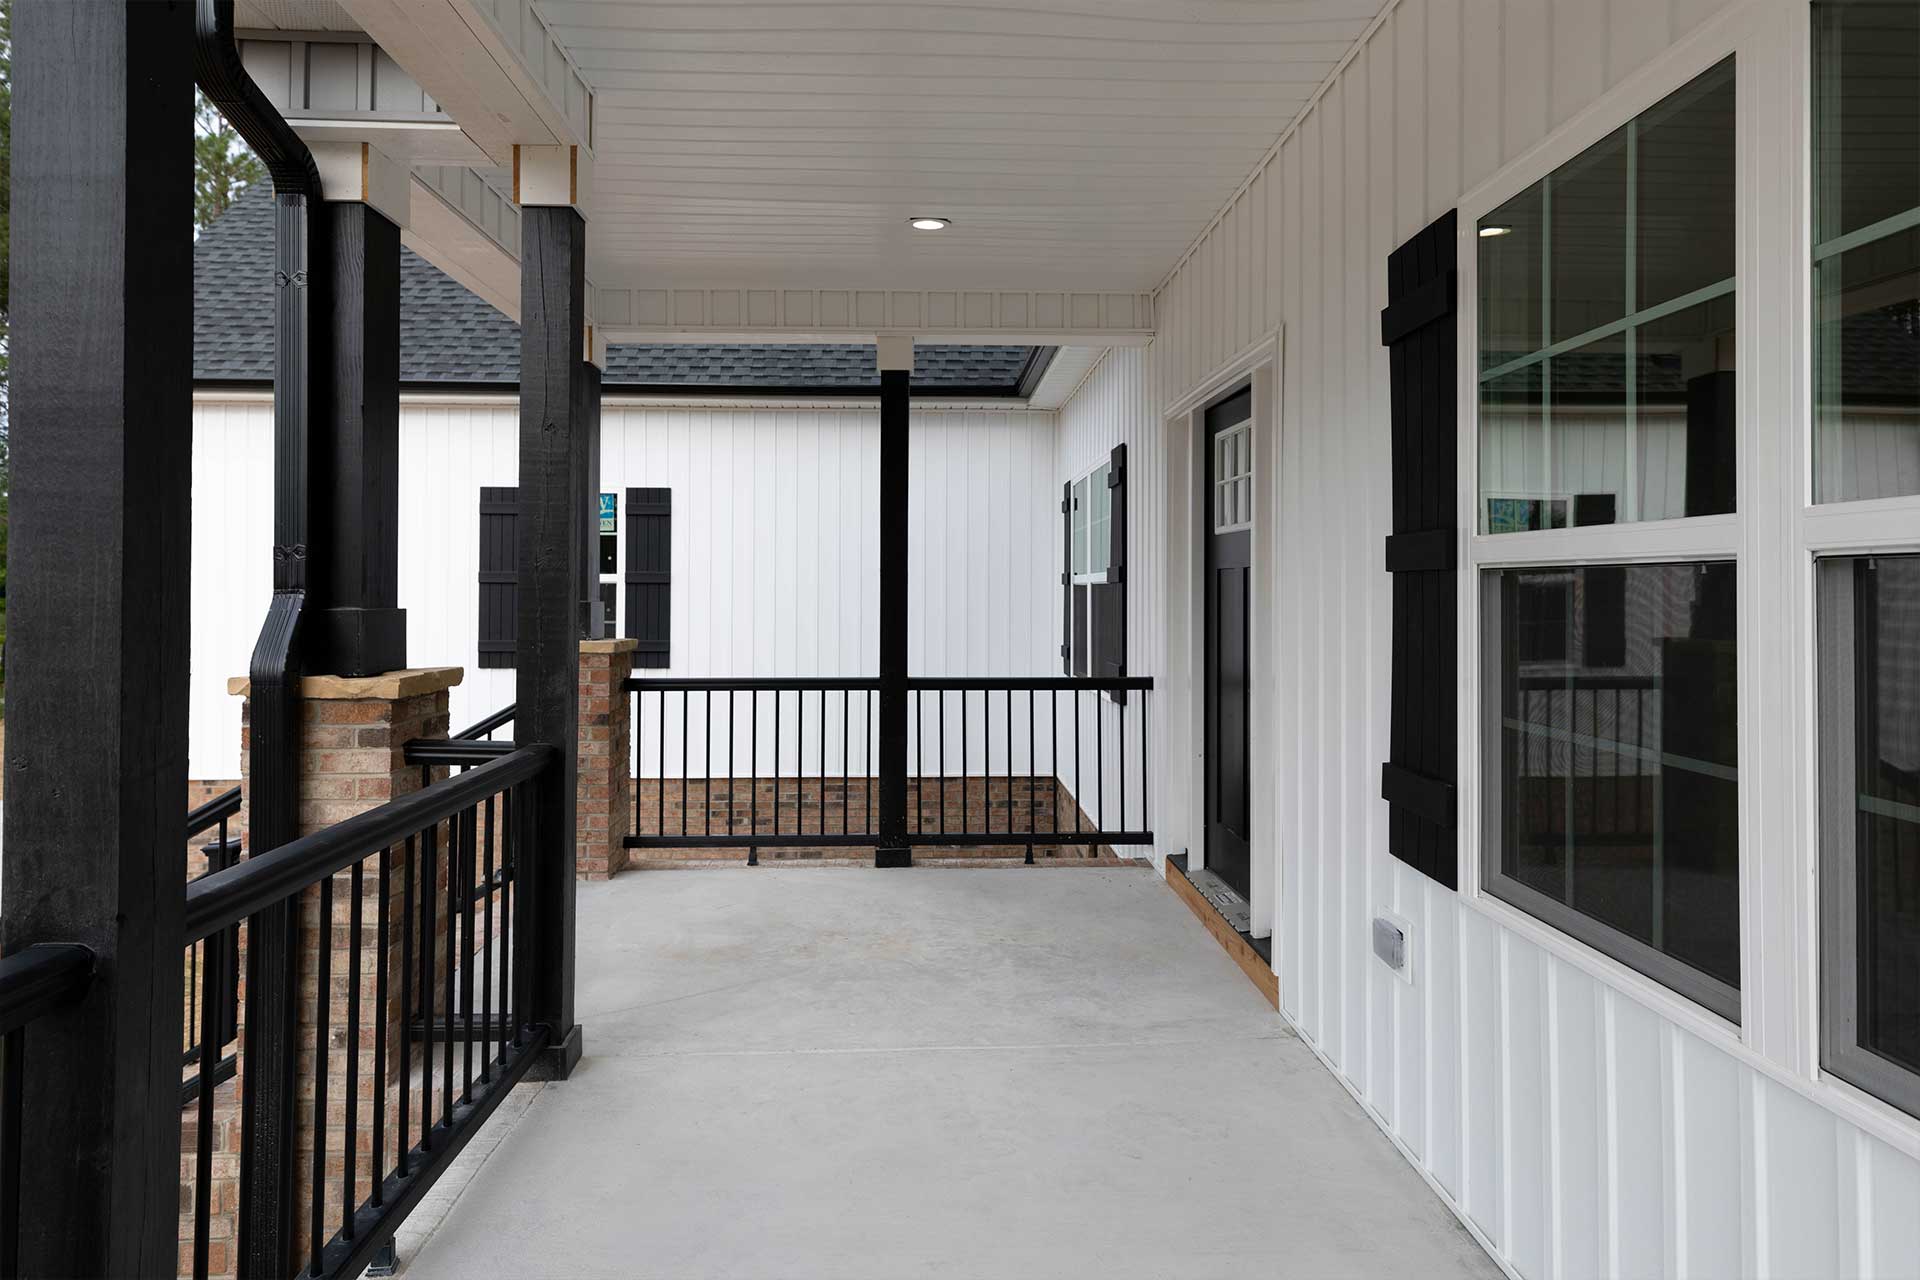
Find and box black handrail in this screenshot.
[0,944,94,1036]
[405,740,517,767]
[454,704,516,741]
[185,746,556,942]
[186,786,243,841]
[624,677,882,693]
[906,676,1153,692]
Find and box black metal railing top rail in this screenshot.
[622,675,1153,862]
[181,745,557,1280]
[0,943,95,1280]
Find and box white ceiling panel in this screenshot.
[542,0,1386,293]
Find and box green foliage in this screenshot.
[195,91,264,233]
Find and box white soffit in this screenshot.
[1026,346,1107,411]
[540,0,1386,294]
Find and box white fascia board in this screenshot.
[594,287,1155,347]
[340,0,593,165]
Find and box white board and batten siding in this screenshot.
[1056,0,1920,1277]
[190,397,1060,783]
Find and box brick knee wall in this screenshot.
[628,775,1126,864]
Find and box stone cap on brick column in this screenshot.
[226,667,464,700]
[579,638,637,655]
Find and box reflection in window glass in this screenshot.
[1478,59,1735,530]
[1825,557,1920,1091]
[1071,476,1089,576]
[1814,1,1920,502]
[1488,562,1740,1014]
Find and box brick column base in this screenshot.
[190,667,462,1279]
[577,638,636,879]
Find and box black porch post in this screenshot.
[516,192,587,1076]
[875,341,912,866]
[5,2,193,1274]
[314,196,407,674]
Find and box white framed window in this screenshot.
[1213,421,1253,534]
[1811,0,1920,1124]
[1466,55,1744,1022]
[1072,462,1112,585]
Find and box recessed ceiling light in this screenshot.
[1479,224,1514,238]
[909,216,951,231]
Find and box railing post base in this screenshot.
[875,848,913,869]
[526,1023,585,1082]
[367,1241,400,1277]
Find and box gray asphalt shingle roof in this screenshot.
[194,186,1038,391]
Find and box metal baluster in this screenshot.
[750,691,760,857]
[961,690,969,837]
[798,688,807,836]
[1098,688,1106,841]
[420,822,436,1151]
[374,846,391,1203]
[311,874,333,1271]
[399,835,415,1172]
[774,689,782,836]
[658,690,666,840]
[191,919,223,1280]
[728,691,737,841]
[501,788,515,1056]
[443,815,458,1127]
[706,689,715,839]
[1119,695,1126,835]
[939,691,947,836]
[844,688,852,835]
[1027,689,1037,864]
[1051,690,1060,834]
[1074,690,1083,836]
[481,801,494,1083]
[342,859,365,1239]
[1005,688,1014,839]
[681,692,690,838]
[1143,693,1151,836]
[460,807,475,1104]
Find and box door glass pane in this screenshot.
[1479,59,1736,530]
[1845,556,1920,1076]
[1491,561,1740,993]
[1814,3,1920,502]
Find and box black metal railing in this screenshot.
[622,675,1153,862]
[1510,674,1660,847]
[180,745,557,1280]
[454,703,515,743]
[0,943,95,1278]
[182,785,243,1104]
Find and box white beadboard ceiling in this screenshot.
[539,0,1387,293]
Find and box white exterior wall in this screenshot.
[189,396,1058,781]
[1059,1,1920,1277]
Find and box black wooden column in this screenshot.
[5,2,192,1274]
[314,202,406,675]
[875,363,911,866]
[516,205,586,1075]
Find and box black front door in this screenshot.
[1204,388,1253,899]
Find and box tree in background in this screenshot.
[195,89,263,232]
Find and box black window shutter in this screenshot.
[1378,209,1459,889]
[1094,443,1128,702]
[477,486,518,670]
[625,487,671,669]
[1060,482,1073,674]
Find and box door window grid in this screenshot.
[1214,422,1254,534]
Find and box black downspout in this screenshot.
[193,2,324,1273]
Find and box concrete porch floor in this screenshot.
[399,867,1497,1280]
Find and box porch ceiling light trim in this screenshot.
[908,217,951,231]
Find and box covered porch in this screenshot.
[396,867,1493,1280]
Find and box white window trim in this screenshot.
[1450,0,1920,1162]
[1071,464,1111,587]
